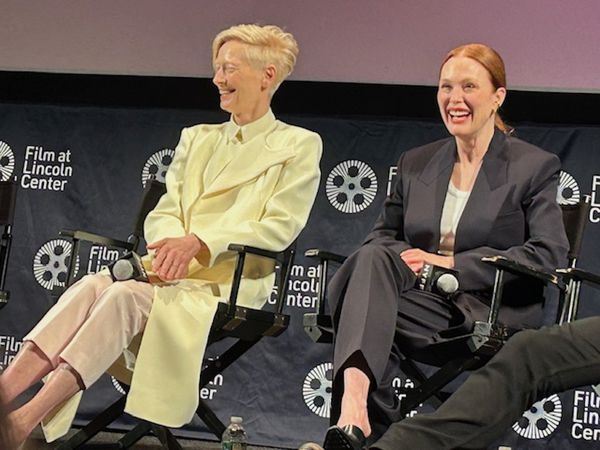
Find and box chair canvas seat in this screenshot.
[211,302,290,340]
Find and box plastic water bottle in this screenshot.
[221,416,248,450]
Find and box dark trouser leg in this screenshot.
[328,244,416,422]
[371,317,600,450]
[367,290,482,442]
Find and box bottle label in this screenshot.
[222,443,247,450]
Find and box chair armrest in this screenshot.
[304,248,346,264]
[227,243,284,262]
[481,255,560,286]
[60,229,133,250]
[226,243,295,316]
[481,255,561,326]
[557,268,600,288]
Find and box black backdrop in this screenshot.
[1,73,600,449]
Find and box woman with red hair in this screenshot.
[323,43,568,449]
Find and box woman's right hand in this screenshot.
[400,248,454,275]
[147,234,204,281]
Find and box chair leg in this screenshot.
[56,396,127,449]
[116,421,152,448]
[196,398,227,439]
[399,356,482,417]
[197,339,260,438]
[200,339,259,388]
[151,424,183,450]
[398,358,444,408]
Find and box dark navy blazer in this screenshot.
[365,129,569,322]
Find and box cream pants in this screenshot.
[25,273,154,388]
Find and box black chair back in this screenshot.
[561,195,592,267]
[0,178,17,306]
[556,195,593,324]
[0,179,18,226]
[58,178,166,291]
[128,178,167,250]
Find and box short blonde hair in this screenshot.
[212,24,299,90]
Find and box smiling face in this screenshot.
[212,40,274,125]
[437,56,506,141]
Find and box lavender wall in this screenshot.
[1,0,599,92]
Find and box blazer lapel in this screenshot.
[411,139,455,252]
[180,131,222,212]
[202,144,296,197]
[454,130,510,252]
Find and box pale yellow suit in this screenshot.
[37,110,322,440]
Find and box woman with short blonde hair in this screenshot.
[0,23,321,449]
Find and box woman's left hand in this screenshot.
[400,248,454,275]
[147,234,204,281]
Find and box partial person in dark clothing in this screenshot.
[372,317,600,449]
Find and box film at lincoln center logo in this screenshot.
[512,394,562,440]
[303,362,333,418]
[33,239,80,290]
[326,160,378,213]
[141,148,175,186]
[0,141,15,181]
[557,171,580,206]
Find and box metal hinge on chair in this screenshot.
[303,312,334,343]
[468,321,510,354]
[223,306,247,331]
[263,314,287,336]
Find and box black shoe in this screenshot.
[323,425,366,450]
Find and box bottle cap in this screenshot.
[231,416,243,424]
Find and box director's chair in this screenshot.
[303,195,591,431]
[53,169,298,449]
[55,226,296,450]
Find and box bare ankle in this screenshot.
[338,365,373,436]
[5,409,34,448]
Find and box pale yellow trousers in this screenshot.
[24,273,154,388]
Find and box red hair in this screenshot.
[442,43,510,133]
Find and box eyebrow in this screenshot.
[213,61,240,69]
[438,78,478,84]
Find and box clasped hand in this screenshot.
[147,234,203,281]
[400,248,454,275]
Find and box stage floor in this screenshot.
[26,426,286,449]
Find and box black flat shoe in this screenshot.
[323,425,366,450]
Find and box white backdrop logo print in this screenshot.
[0,141,15,181]
[141,148,175,186]
[303,362,333,418]
[326,160,378,213]
[33,239,80,290]
[512,395,562,439]
[557,171,581,206]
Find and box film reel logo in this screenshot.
[326,160,378,213]
[141,148,175,186]
[111,376,127,395]
[557,171,580,206]
[303,362,333,418]
[33,239,80,290]
[512,394,562,439]
[0,141,15,181]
